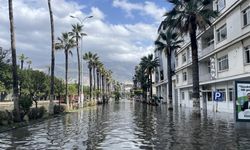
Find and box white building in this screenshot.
[154,0,250,113]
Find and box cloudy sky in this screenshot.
[0,0,172,84]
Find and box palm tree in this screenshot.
[26,60,32,69]
[140,54,159,102]
[106,70,113,95]
[92,56,99,94]
[96,61,103,103]
[8,0,20,121]
[18,54,28,97]
[162,0,218,115]
[48,0,55,114]
[18,53,28,70]
[55,32,76,110]
[83,52,97,101]
[155,29,182,110]
[99,66,106,103]
[69,23,87,102]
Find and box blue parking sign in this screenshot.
[213,91,223,101]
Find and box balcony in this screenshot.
[200,43,214,58]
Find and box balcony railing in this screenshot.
[199,43,214,58]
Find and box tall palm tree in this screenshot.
[55,32,76,110]
[96,61,103,102]
[140,54,159,102]
[18,54,28,97]
[69,23,87,102]
[18,53,28,70]
[83,52,97,100]
[26,60,32,69]
[99,66,106,103]
[162,0,218,115]
[8,0,20,121]
[92,56,99,94]
[48,0,55,114]
[106,70,112,95]
[155,29,182,110]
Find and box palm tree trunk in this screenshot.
[150,71,153,101]
[48,0,55,114]
[65,52,69,110]
[190,20,200,116]
[21,60,24,70]
[97,70,100,101]
[167,52,173,110]
[19,60,24,97]
[89,67,92,100]
[76,36,81,100]
[93,67,96,91]
[102,75,104,103]
[8,0,20,122]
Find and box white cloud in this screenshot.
[90,7,105,20]
[112,0,166,21]
[0,0,158,83]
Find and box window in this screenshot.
[176,74,179,83]
[183,72,187,81]
[243,7,250,27]
[217,24,227,42]
[245,46,250,64]
[217,0,225,12]
[181,92,185,100]
[182,53,187,64]
[229,88,233,101]
[218,55,229,71]
[160,70,164,80]
[176,57,179,67]
[189,91,193,100]
[207,61,211,73]
[217,89,226,101]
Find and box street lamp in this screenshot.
[70,15,93,108]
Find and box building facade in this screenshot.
[154,0,250,113]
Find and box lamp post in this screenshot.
[70,15,93,108]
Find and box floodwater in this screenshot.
[0,100,250,150]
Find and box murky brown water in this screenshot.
[0,100,250,150]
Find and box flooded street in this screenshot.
[1,100,250,150]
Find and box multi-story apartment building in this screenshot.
[154,0,250,113]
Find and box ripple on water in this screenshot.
[1,101,250,149]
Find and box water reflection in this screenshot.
[1,100,250,149]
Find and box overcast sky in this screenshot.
[0,0,172,84]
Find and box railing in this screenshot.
[199,44,215,58]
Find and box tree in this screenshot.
[69,23,87,103]
[26,60,32,69]
[96,61,103,103]
[100,67,107,103]
[0,47,11,64]
[20,70,49,108]
[83,52,97,101]
[155,29,182,110]
[8,0,21,122]
[140,54,159,102]
[55,32,76,110]
[92,56,99,96]
[162,0,218,115]
[48,0,55,114]
[18,53,28,70]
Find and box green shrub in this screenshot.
[0,110,9,125]
[54,105,65,114]
[12,109,24,122]
[28,106,47,120]
[19,95,33,115]
[38,106,46,118]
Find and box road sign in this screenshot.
[213,91,223,101]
